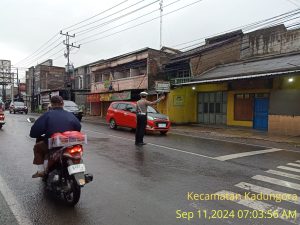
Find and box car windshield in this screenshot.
[64,101,79,109]
[14,102,25,106]
[147,106,158,113]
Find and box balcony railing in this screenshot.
[170,77,192,85]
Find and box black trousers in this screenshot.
[135,114,147,144]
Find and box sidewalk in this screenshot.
[82,115,300,151]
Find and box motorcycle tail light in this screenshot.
[63,145,83,159]
[0,115,4,119]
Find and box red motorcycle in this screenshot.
[0,111,5,129]
[45,131,93,206]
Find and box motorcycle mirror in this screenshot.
[27,118,36,123]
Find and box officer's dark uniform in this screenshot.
[135,92,163,146]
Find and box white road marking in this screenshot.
[0,174,33,225]
[215,190,300,224]
[235,182,300,205]
[266,170,300,181]
[296,160,300,163]
[84,129,215,160]
[278,166,300,173]
[287,163,300,168]
[214,148,282,161]
[252,175,300,191]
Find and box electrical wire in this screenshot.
[61,0,129,31]
[15,1,130,68]
[172,8,300,49]
[69,0,150,34]
[14,32,60,66]
[80,0,204,45]
[76,0,182,42]
[163,28,300,76]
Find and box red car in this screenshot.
[106,101,171,134]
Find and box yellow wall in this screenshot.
[162,75,300,127]
[164,83,227,124]
[273,75,300,89]
[227,89,271,127]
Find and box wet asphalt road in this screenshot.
[0,112,300,225]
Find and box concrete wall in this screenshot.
[147,49,172,90]
[269,115,300,136]
[166,83,227,124]
[227,89,271,127]
[268,75,300,135]
[166,86,197,123]
[241,25,300,59]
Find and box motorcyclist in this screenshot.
[0,101,4,112]
[30,95,81,178]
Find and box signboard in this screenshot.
[173,95,184,106]
[110,91,131,101]
[51,91,59,97]
[87,94,101,102]
[155,81,170,93]
[41,93,50,104]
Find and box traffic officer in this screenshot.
[135,91,165,146]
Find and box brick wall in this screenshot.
[269,115,300,136]
[190,39,241,76]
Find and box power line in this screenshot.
[62,0,129,31]
[80,0,204,45]
[15,1,131,68]
[70,0,149,34]
[22,44,65,68]
[165,28,300,76]
[14,32,60,66]
[172,8,300,49]
[16,36,63,67]
[285,0,300,7]
[14,0,187,68]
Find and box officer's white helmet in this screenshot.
[140,91,148,97]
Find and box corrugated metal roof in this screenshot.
[188,53,300,83]
[177,70,300,85]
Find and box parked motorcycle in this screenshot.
[45,131,93,206]
[0,112,5,129]
[28,118,93,206]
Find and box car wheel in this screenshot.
[25,111,28,115]
[13,110,16,114]
[109,119,117,129]
[160,131,168,135]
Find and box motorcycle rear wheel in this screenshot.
[63,178,81,206]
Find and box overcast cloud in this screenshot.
[0,0,296,79]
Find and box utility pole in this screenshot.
[16,68,19,100]
[60,31,80,100]
[160,0,163,49]
[31,67,35,112]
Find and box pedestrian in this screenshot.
[135,91,165,146]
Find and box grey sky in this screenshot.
[0,0,297,79]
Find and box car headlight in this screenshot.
[147,116,154,121]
